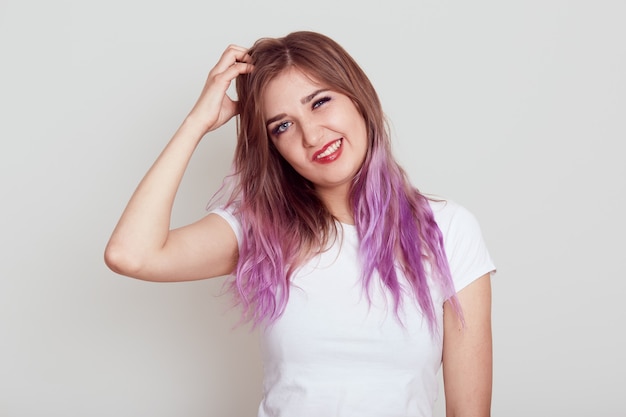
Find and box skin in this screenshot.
[104,44,492,417]
[444,273,492,417]
[263,68,368,224]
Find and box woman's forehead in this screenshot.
[264,67,324,92]
[261,68,326,109]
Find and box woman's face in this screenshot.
[262,68,368,196]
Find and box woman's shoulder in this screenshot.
[428,197,496,290]
[428,198,476,234]
[427,197,491,260]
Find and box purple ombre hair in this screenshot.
[225,31,461,333]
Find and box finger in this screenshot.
[212,45,250,74]
[239,53,253,64]
[229,61,254,73]
[217,62,254,83]
[209,62,254,96]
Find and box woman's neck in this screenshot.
[315,184,354,225]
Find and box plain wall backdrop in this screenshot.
[1,1,624,416]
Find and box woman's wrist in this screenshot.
[177,114,212,144]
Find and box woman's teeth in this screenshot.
[316,139,342,159]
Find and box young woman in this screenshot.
[105,31,495,417]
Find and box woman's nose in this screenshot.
[301,121,323,148]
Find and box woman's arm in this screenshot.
[104,45,253,282]
[442,273,493,417]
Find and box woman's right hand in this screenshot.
[186,45,254,135]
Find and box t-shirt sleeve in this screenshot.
[432,201,496,294]
[210,207,243,249]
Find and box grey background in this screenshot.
[1,0,624,416]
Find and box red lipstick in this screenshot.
[312,139,343,163]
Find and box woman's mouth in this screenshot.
[313,139,343,162]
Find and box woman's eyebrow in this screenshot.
[266,113,286,127]
[301,89,328,104]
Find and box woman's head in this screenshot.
[234,31,390,203]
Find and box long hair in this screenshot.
[227,31,461,334]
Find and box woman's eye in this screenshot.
[312,96,331,109]
[272,121,292,136]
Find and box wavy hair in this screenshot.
[225,31,461,334]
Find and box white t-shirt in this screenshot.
[212,200,495,417]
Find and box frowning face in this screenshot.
[263,68,368,198]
